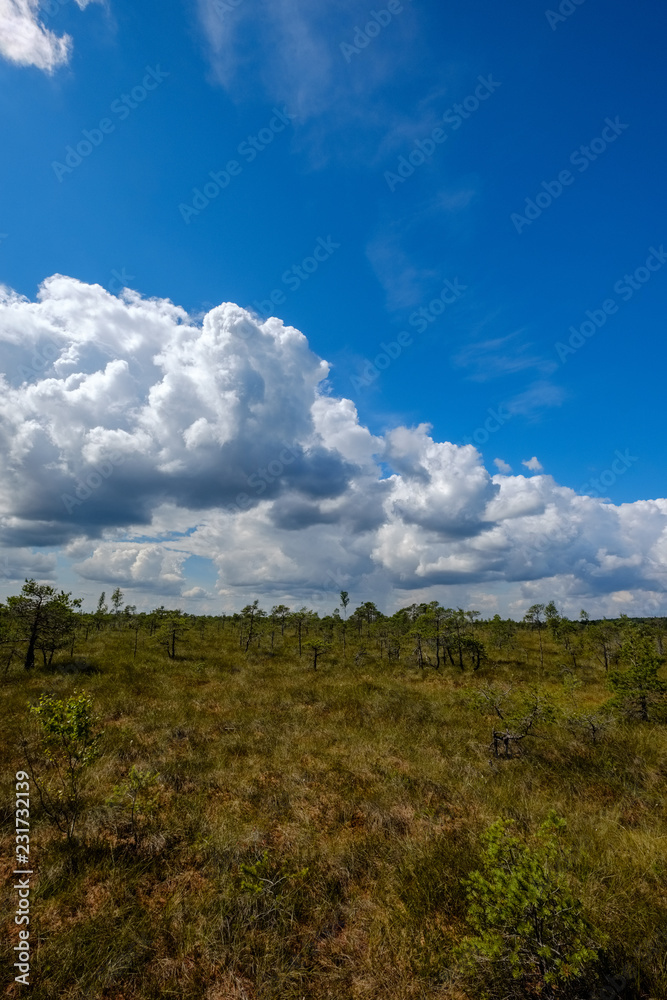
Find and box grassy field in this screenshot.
[1,615,666,999]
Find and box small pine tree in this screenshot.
[544,600,561,636]
[153,611,191,659]
[454,812,601,999]
[607,627,666,721]
[523,603,546,671]
[487,614,517,654]
[7,580,81,670]
[240,600,266,652]
[108,765,159,847]
[302,637,331,670]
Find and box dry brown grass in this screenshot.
[0,621,665,998]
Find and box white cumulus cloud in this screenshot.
[0,275,666,617]
[522,456,543,472]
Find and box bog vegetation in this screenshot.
[1,582,667,999]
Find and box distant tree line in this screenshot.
[2,581,666,716]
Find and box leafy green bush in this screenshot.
[27,690,103,840]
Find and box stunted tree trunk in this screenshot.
[25,631,38,671]
[3,648,17,677]
[415,634,424,669]
[22,602,44,671]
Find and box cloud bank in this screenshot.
[0,275,666,617]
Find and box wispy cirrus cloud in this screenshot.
[453,330,559,382]
[198,0,344,116]
[195,0,431,167]
[505,379,566,418]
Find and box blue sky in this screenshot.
[0,0,666,617]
